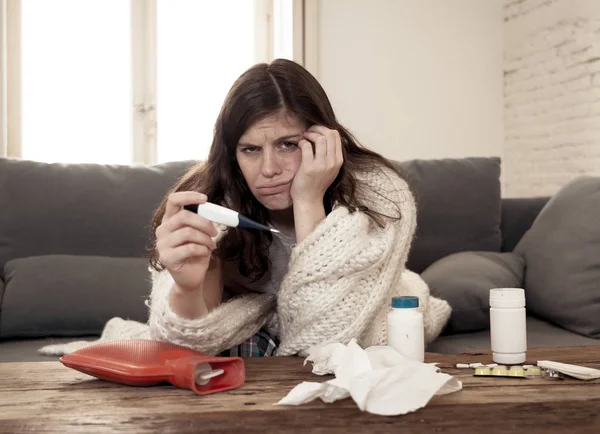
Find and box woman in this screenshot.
[147,59,450,357]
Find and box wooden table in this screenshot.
[1,346,599,433]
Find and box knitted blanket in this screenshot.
[39,166,451,357]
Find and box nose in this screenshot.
[261,148,282,178]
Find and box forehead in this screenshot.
[239,111,305,143]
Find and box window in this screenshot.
[156,0,256,163]
[2,0,299,165]
[21,0,132,164]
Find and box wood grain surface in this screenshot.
[0,346,599,433]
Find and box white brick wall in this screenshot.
[504,0,600,197]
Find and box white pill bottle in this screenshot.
[387,296,424,362]
[490,288,527,364]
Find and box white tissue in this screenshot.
[277,339,462,416]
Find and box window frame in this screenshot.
[1,0,22,159]
[0,0,308,163]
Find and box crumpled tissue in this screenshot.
[276,339,462,416]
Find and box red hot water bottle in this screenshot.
[59,339,245,395]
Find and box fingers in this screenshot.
[164,191,208,220]
[304,126,343,167]
[161,244,212,267]
[303,131,328,163]
[303,131,322,152]
[298,139,314,165]
[156,210,218,268]
[160,191,213,238]
[306,125,333,137]
[158,226,217,251]
[158,209,218,237]
[335,130,343,166]
[317,135,328,160]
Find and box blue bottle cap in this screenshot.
[391,296,419,308]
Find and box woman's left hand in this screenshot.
[290,125,344,204]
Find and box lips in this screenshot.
[257,181,290,195]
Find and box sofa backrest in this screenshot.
[0,158,197,281]
[500,197,550,252]
[392,157,503,273]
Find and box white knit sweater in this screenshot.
[147,166,451,357]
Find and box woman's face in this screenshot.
[236,111,305,211]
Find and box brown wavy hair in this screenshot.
[149,59,404,281]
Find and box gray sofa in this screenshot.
[0,156,598,362]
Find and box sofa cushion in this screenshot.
[0,255,151,338]
[514,176,600,338]
[393,157,502,273]
[0,158,196,281]
[427,315,600,354]
[422,251,524,334]
[0,336,98,362]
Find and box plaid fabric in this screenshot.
[219,329,279,357]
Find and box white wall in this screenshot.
[503,0,600,197]
[313,0,504,162]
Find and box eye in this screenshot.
[240,146,260,154]
[280,141,298,150]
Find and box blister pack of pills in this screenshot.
[454,360,600,380]
[472,365,541,378]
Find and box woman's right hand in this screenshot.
[155,192,219,292]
